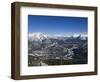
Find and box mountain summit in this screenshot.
[29,32,47,41]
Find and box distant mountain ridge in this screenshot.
[28,32,87,41]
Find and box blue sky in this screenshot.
[28,15,87,35]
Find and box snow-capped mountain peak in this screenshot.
[73,33,87,40]
[29,32,47,41]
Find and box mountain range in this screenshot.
[28,32,87,41]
